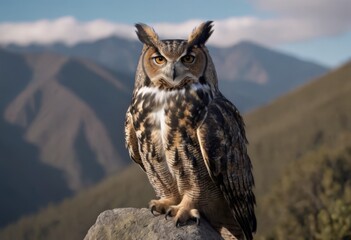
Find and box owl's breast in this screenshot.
[131,84,212,166]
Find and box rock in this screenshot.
[84,208,223,240]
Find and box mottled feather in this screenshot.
[197,96,256,240]
[125,21,256,240]
[135,23,163,48]
[125,108,145,171]
[188,21,214,47]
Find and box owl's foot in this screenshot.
[165,203,200,227]
[149,198,178,216]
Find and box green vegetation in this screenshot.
[263,142,351,240]
[246,61,351,238]
[246,61,351,196]
[0,61,350,240]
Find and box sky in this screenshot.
[0,0,350,67]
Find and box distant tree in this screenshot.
[263,146,351,240]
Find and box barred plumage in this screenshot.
[125,21,256,240]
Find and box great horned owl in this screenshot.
[125,21,256,240]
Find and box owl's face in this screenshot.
[142,41,207,89]
[135,21,215,90]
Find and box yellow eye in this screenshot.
[182,55,195,64]
[153,56,166,65]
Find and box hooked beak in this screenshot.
[171,66,177,81]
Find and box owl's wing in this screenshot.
[197,96,256,240]
[125,107,145,171]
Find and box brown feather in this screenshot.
[125,107,145,171]
[197,96,256,240]
[135,23,163,48]
[187,21,214,47]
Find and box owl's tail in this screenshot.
[202,198,247,239]
[211,222,244,240]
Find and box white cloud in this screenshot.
[1,0,351,48]
[258,0,351,34]
[0,16,135,46]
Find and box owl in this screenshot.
[125,21,256,240]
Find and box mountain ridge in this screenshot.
[0,48,133,227]
[5,37,328,112]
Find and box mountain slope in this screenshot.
[262,139,351,238]
[0,49,133,227]
[1,59,349,239]
[246,61,351,195]
[211,41,328,111]
[0,50,72,227]
[5,37,141,75]
[5,38,328,112]
[0,165,154,240]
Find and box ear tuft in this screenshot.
[135,23,161,47]
[188,21,214,47]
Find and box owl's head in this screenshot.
[135,21,218,90]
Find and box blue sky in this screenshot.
[0,0,259,23]
[0,0,350,67]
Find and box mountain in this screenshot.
[245,60,351,195]
[0,48,133,227]
[1,56,349,239]
[5,37,141,75]
[0,49,72,227]
[5,38,329,112]
[211,41,329,111]
[0,165,154,240]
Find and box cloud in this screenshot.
[1,0,350,48]
[253,0,351,35]
[0,16,135,46]
[254,0,351,18]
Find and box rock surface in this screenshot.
[84,208,223,240]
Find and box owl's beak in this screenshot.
[171,66,177,81]
[165,63,178,82]
[162,62,184,85]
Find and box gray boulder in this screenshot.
[84,208,223,240]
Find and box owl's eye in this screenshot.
[153,56,166,65]
[181,55,195,64]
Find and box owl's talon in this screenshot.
[150,205,156,216]
[176,219,181,228]
[165,209,172,220]
[195,217,200,226]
